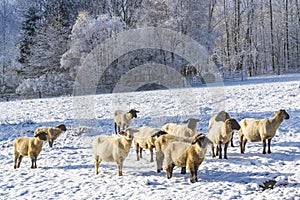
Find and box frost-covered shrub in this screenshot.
[16,73,73,98]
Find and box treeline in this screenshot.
[0,0,299,97]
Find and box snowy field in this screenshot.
[0,73,299,200]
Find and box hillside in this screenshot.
[0,74,299,199]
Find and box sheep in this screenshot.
[207,118,241,159]
[163,133,211,183]
[152,131,200,173]
[113,109,139,134]
[238,109,290,154]
[92,128,138,176]
[34,124,67,148]
[161,118,200,137]
[208,111,234,147]
[133,126,161,162]
[13,131,48,169]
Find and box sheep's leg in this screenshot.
[135,143,140,161]
[150,147,154,162]
[140,148,143,159]
[114,123,118,134]
[94,156,101,175]
[224,142,229,159]
[189,163,198,183]
[181,167,186,174]
[262,139,267,154]
[211,144,216,158]
[156,151,164,173]
[31,157,37,169]
[230,133,234,147]
[166,163,175,179]
[267,139,272,154]
[218,142,222,159]
[14,152,20,169]
[240,134,244,153]
[117,157,124,176]
[241,137,247,154]
[216,146,219,156]
[49,139,54,148]
[17,155,23,168]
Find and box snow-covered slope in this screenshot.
[0,74,299,199]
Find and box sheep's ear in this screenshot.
[118,131,126,136]
[191,139,197,145]
[274,111,280,115]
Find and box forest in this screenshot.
[1,0,300,98]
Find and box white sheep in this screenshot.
[238,109,290,154]
[162,118,200,137]
[163,133,211,183]
[152,131,200,173]
[207,118,241,159]
[34,124,67,148]
[92,128,138,176]
[133,126,160,162]
[208,111,234,147]
[113,109,139,134]
[13,131,48,169]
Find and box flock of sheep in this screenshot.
[13,108,290,183]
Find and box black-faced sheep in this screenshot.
[152,131,201,173]
[162,118,200,137]
[92,128,138,176]
[34,124,67,148]
[113,109,139,134]
[134,126,160,162]
[238,109,290,154]
[13,131,48,169]
[163,133,211,183]
[207,118,241,159]
[208,111,234,147]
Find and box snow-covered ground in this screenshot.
[0,74,299,199]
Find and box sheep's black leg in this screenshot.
[241,138,247,154]
[224,142,229,159]
[150,147,154,162]
[140,148,143,158]
[118,125,120,133]
[181,167,186,174]
[211,144,215,158]
[49,139,53,148]
[267,139,272,154]
[239,134,244,153]
[17,155,23,168]
[216,146,219,156]
[31,157,37,169]
[114,123,117,134]
[135,144,140,161]
[262,139,267,154]
[218,142,222,159]
[230,133,234,147]
[166,163,175,179]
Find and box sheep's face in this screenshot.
[215,111,230,122]
[275,109,290,120]
[151,130,168,139]
[192,133,210,148]
[226,119,241,130]
[119,128,136,140]
[57,124,67,131]
[129,109,139,118]
[183,118,200,123]
[35,131,48,141]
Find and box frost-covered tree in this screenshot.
[61,11,125,79]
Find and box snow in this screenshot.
[0,73,299,199]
